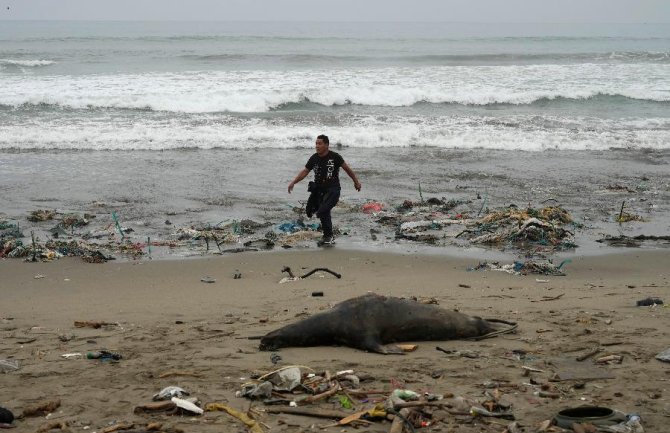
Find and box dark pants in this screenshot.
[310,186,340,238]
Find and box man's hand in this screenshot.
[354,180,362,191]
[288,168,309,194]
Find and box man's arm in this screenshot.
[288,168,310,193]
[342,162,361,191]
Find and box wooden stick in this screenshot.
[393,401,469,415]
[337,383,358,411]
[265,407,349,419]
[157,370,203,378]
[576,347,601,362]
[540,293,565,301]
[601,341,624,347]
[389,408,411,433]
[346,389,390,396]
[301,384,340,404]
[30,230,37,262]
[394,401,449,409]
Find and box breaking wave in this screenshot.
[1,113,668,151]
[1,93,668,114]
[1,63,668,113]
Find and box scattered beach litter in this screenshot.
[635,297,663,306]
[21,400,60,418]
[171,396,203,415]
[467,259,570,276]
[52,213,93,230]
[655,348,670,363]
[597,234,670,247]
[27,209,56,222]
[553,406,627,429]
[367,200,581,253]
[0,359,20,373]
[4,189,666,265]
[223,363,545,429]
[278,219,319,233]
[205,403,264,433]
[615,200,646,223]
[456,206,577,249]
[361,201,384,213]
[3,281,662,432]
[280,266,342,283]
[74,320,119,329]
[86,350,122,361]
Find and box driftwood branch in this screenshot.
[301,384,340,404]
[282,266,342,279]
[301,267,342,279]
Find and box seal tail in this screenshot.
[466,318,518,341]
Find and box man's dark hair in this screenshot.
[317,134,329,145]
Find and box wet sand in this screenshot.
[1,147,669,260]
[1,248,669,432]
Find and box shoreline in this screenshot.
[3,147,669,265]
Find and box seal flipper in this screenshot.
[379,344,406,355]
[360,335,405,355]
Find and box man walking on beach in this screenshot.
[288,135,361,246]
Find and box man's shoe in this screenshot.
[318,235,336,246]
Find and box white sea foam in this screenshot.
[0,64,668,112]
[1,114,668,151]
[0,58,56,67]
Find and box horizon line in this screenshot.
[1,19,670,24]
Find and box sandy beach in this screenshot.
[1,248,668,432]
[1,18,669,433]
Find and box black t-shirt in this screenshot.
[305,151,345,186]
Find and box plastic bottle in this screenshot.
[86,351,102,359]
[606,414,644,433]
[86,350,122,361]
[625,414,644,433]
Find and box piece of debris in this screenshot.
[153,387,189,401]
[74,320,117,329]
[0,359,20,373]
[27,209,56,222]
[636,297,663,306]
[21,400,61,417]
[282,266,342,280]
[656,348,670,362]
[171,397,203,415]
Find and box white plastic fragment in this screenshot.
[656,348,670,362]
[171,396,203,415]
[153,386,189,401]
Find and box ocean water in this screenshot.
[1,21,669,257]
[1,21,669,151]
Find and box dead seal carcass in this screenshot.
[259,294,516,354]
